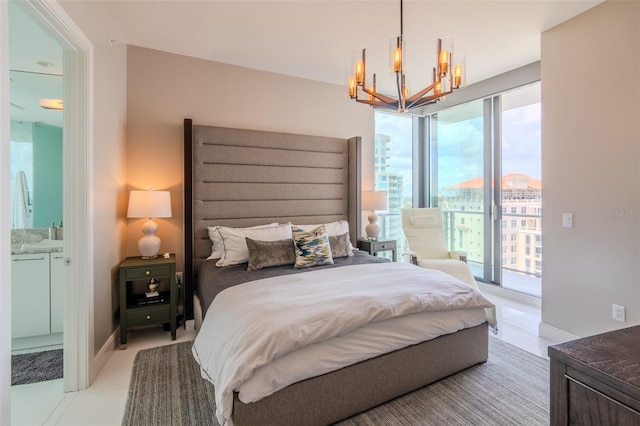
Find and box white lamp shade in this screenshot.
[127,190,172,219]
[362,191,387,211]
[127,190,172,259]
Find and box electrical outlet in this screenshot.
[185,319,195,331]
[175,272,183,284]
[612,304,626,322]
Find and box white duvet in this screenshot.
[192,262,496,425]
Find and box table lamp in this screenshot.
[127,190,172,259]
[362,190,387,241]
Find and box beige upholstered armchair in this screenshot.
[401,208,478,289]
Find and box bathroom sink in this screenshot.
[21,239,64,250]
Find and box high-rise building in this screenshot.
[440,173,542,277]
[374,134,404,248]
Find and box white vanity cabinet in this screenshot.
[50,253,64,334]
[11,251,64,338]
[11,253,51,338]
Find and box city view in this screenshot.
[373,83,542,296]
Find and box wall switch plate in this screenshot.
[612,304,626,322]
[175,272,183,284]
[562,213,573,228]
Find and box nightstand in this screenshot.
[357,239,397,261]
[119,254,176,349]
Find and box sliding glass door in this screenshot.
[428,82,542,296]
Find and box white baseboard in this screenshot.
[539,321,580,344]
[90,327,120,384]
[477,282,541,308]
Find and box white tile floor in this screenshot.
[11,294,552,425]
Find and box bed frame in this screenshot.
[183,119,489,425]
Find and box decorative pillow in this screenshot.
[246,238,296,271]
[207,223,278,260]
[293,220,354,251]
[292,225,334,269]
[329,232,353,258]
[216,223,293,267]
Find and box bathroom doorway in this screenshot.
[3,1,93,421]
[9,0,65,384]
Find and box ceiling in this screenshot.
[10,0,602,128]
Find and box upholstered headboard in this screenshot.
[183,119,362,320]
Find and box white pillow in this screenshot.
[216,223,293,267]
[207,223,278,260]
[293,220,354,251]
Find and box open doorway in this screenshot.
[2,0,93,422]
[9,2,65,382]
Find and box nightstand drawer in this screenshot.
[374,242,395,250]
[127,304,170,326]
[124,264,172,280]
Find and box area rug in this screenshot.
[11,349,63,386]
[123,337,549,426]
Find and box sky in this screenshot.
[374,100,541,196]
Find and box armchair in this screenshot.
[401,208,478,289]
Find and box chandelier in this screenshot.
[348,0,466,112]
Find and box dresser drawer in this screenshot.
[374,242,395,250]
[127,304,171,326]
[124,264,172,280]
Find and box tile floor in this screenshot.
[11,294,552,425]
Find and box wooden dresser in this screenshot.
[548,325,640,425]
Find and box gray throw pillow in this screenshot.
[329,232,353,258]
[245,237,296,271]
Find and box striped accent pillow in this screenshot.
[292,225,334,269]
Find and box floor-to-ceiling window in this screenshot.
[430,82,541,296]
[373,112,413,254]
[375,79,541,297]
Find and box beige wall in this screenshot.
[59,2,128,361]
[541,0,640,338]
[125,46,375,273]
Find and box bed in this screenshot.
[183,119,496,426]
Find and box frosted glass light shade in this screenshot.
[127,190,172,259]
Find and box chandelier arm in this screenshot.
[411,90,454,108]
[356,98,395,108]
[361,86,398,105]
[405,82,439,105]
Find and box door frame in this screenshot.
[1,1,93,421]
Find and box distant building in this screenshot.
[374,134,404,248]
[439,173,542,277]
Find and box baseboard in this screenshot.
[90,327,120,384]
[539,321,580,344]
[477,282,541,308]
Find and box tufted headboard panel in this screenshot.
[183,119,361,320]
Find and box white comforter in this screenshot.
[192,262,496,425]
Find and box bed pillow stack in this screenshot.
[208,223,292,267]
[206,220,355,270]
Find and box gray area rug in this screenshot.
[11,349,63,386]
[123,336,549,426]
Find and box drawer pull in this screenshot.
[380,244,387,249]
[145,270,151,276]
[13,257,46,261]
[146,315,152,320]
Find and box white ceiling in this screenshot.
[10,0,602,128]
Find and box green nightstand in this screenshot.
[119,254,176,349]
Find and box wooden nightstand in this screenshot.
[357,239,397,261]
[119,254,177,349]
